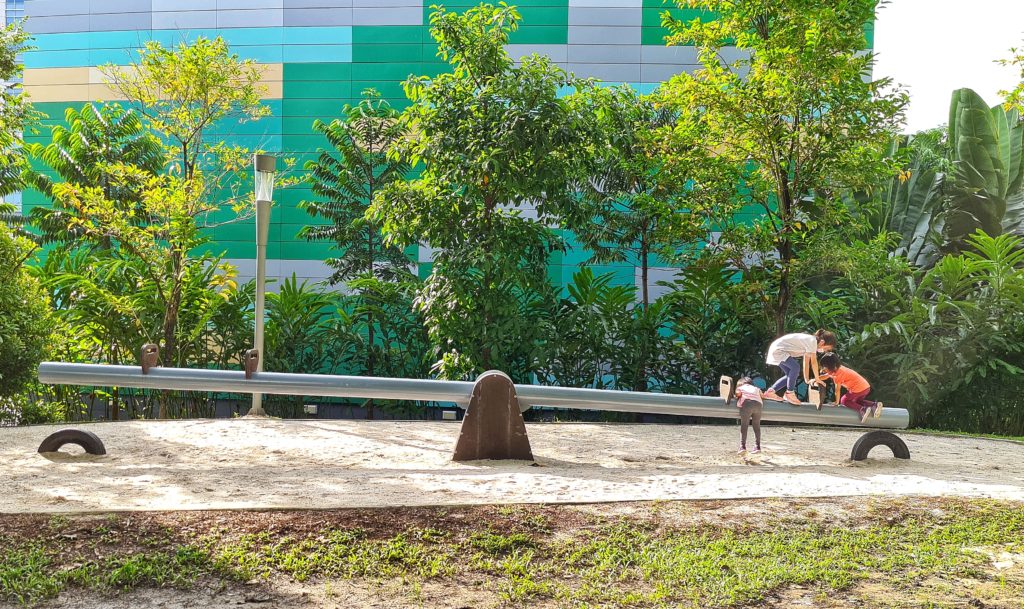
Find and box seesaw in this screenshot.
[34,346,910,462]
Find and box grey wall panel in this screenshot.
[217,9,284,27]
[568,62,640,82]
[568,43,640,64]
[505,44,568,63]
[718,47,750,64]
[25,14,90,34]
[91,0,153,14]
[353,0,419,6]
[26,0,86,17]
[640,45,698,65]
[283,7,352,26]
[640,63,695,83]
[568,26,640,45]
[219,0,283,9]
[91,12,153,32]
[569,0,642,7]
[152,10,218,29]
[283,0,351,7]
[567,8,641,27]
[153,0,213,10]
[352,6,420,26]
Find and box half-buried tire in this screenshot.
[38,429,106,456]
[850,430,909,461]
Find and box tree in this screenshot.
[0,20,35,198]
[23,103,163,249]
[300,89,416,408]
[999,43,1024,115]
[301,90,412,285]
[91,37,276,383]
[0,224,53,399]
[660,0,907,335]
[102,37,269,186]
[574,86,695,308]
[568,86,707,391]
[370,3,595,379]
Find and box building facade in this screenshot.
[19,0,741,294]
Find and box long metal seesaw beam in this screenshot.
[37,362,909,429]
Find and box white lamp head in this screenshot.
[253,153,277,202]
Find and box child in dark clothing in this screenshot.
[734,376,763,454]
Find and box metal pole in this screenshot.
[37,362,910,429]
[249,198,271,417]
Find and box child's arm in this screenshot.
[803,355,812,385]
[809,354,821,384]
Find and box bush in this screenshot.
[0,393,66,427]
[0,225,54,399]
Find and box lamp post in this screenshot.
[248,153,276,417]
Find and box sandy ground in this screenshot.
[1,419,1022,514]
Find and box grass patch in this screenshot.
[1,500,1022,607]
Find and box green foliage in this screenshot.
[371,3,596,378]
[102,36,270,184]
[572,86,695,306]
[663,260,771,394]
[0,225,53,399]
[862,132,947,266]
[0,20,36,197]
[23,103,163,249]
[332,275,431,380]
[300,89,412,285]
[853,232,1024,428]
[943,89,1024,249]
[263,276,339,417]
[660,0,907,334]
[299,90,419,404]
[536,269,634,390]
[4,501,1023,606]
[998,43,1024,129]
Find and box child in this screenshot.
[764,330,837,405]
[817,352,884,423]
[734,376,763,454]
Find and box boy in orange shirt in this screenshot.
[817,353,884,423]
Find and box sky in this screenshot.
[873,0,1024,134]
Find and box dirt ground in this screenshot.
[1,419,1022,514]
[0,498,1021,609]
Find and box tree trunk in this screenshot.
[773,181,795,337]
[366,170,376,419]
[158,249,184,419]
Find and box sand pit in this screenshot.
[0,419,1021,513]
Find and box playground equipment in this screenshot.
[37,428,106,455]
[37,346,910,462]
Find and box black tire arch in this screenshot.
[38,429,106,456]
[850,430,910,461]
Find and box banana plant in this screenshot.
[872,132,947,266]
[944,88,1024,249]
[869,89,1024,267]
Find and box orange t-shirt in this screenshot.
[827,366,870,394]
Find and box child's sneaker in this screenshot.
[750,446,761,454]
[874,402,884,418]
[763,389,781,401]
[783,391,802,405]
[860,407,872,423]
[737,446,747,455]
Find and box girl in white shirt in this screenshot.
[763,330,836,405]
